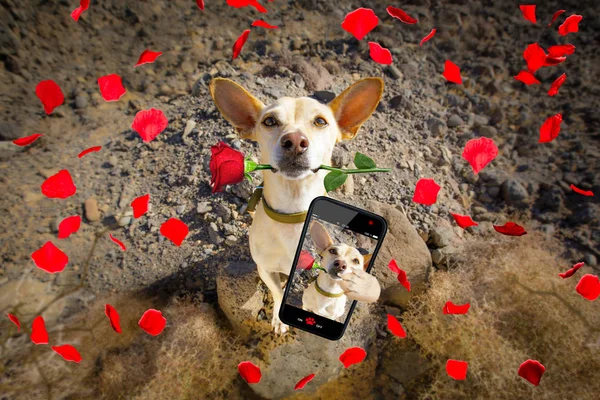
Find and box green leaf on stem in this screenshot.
[354,152,376,169]
[244,172,253,182]
[244,159,258,173]
[324,171,347,192]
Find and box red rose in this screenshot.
[210,142,245,193]
[297,250,316,270]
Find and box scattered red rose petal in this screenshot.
[539,113,562,143]
[519,5,536,24]
[31,316,49,345]
[558,14,583,36]
[294,373,315,390]
[446,359,468,380]
[387,314,407,338]
[71,0,90,22]
[559,262,585,279]
[131,194,150,218]
[462,137,498,174]
[238,361,262,384]
[13,133,43,147]
[341,8,379,41]
[388,259,401,274]
[548,10,566,27]
[388,259,411,291]
[232,29,251,60]
[31,241,69,273]
[420,28,436,46]
[412,178,441,206]
[547,44,576,57]
[160,218,189,246]
[548,73,566,97]
[52,344,82,363]
[138,309,167,336]
[368,42,392,65]
[576,274,600,301]
[386,6,417,24]
[570,184,594,197]
[105,304,122,333]
[58,215,81,239]
[442,60,462,84]
[543,56,566,67]
[518,359,545,386]
[514,70,540,85]
[98,74,126,102]
[109,234,126,251]
[443,301,471,314]
[41,169,77,199]
[450,213,478,229]
[493,222,527,237]
[227,0,267,13]
[131,108,168,142]
[134,49,163,68]
[78,145,102,158]
[251,20,278,29]
[7,314,21,331]
[196,0,204,11]
[339,347,367,368]
[35,80,64,115]
[523,43,547,73]
[297,250,315,270]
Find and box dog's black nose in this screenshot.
[334,260,347,270]
[280,132,309,155]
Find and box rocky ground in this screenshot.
[0,0,599,399]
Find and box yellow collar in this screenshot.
[315,279,345,298]
[246,186,308,224]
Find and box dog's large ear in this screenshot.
[362,254,373,271]
[329,77,384,141]
[209,78,265,140]
[310,221,333,253]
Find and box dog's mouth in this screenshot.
[271,157,319,179]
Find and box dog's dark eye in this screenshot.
[263,117,278,127]
[353,258,360,264]
[313,117,328,128]
[329,248,337,255]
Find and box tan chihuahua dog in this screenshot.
[209,77,383,334]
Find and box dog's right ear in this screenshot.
[310,221,333,253]
[209,78,265,140]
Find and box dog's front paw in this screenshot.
[271,316,289,335]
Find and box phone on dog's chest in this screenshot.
[279,197,387,340]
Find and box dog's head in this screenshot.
[209,77,383,180]
[309,221,372,280]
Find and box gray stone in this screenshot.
[447,114,463,128]
[214,203,232,222]
[208,222,223,245]
[584,253,598,268]
[84,197,101,222]
[0,122,22,141]
[197,202,212,214]
[386,65,403,80]
[75,93,88,109]
[426,117,447,137]
[501,179,529,208]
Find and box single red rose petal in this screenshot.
[543,56,566,67]
[443,301,471,314]
[131,108,168,142]
[109,234,126,251]
[518,359,546,386]
[548,10,566,27]
[294,373,315,390]
[514,70,540,85]
[412,178,441,206]
[32,241,69,273]
[388,259,401,274]
[387,314,407,338]
[31,316,49,345]
[576,274,600,301]
[139,309,167,335]
[7,314,21,331]
[559,262,585,279]
[98,74,126,102]
[442,60,462,84]
[523,43,547,73]
[160,218,189,246]
[52,344,82,363]
[341,8,379,40]
[251,20,279,29]
[238,361,262,384]
[41,169,77,199]
[131,194,150,218]
[493,222,527,237]
[58,215,81,239]
[196,0,204,11]
[297,250,315,270]
[339,347,367,368]
[78,145,102,158]
[71,0,90,22]
[386,6,417,24]
[397,269,411,292]
[35,80,65,115]
[462,137,498,174]
[232,29,251,60]
[134,49,163,68]
[105,304,122,333]
[13,134,43,147]
[539,113,562,143]
[420,28,436,46]
[558,15,583,36]
[519,5,536,24]
[368,42,393,65]
[547,44,576,57]
[446,359,468,380]
[450,213,478,229]
[570,184,594,197]
[227,0,267,13]
[548,73,566,97]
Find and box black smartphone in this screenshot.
[279,197,387,340]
